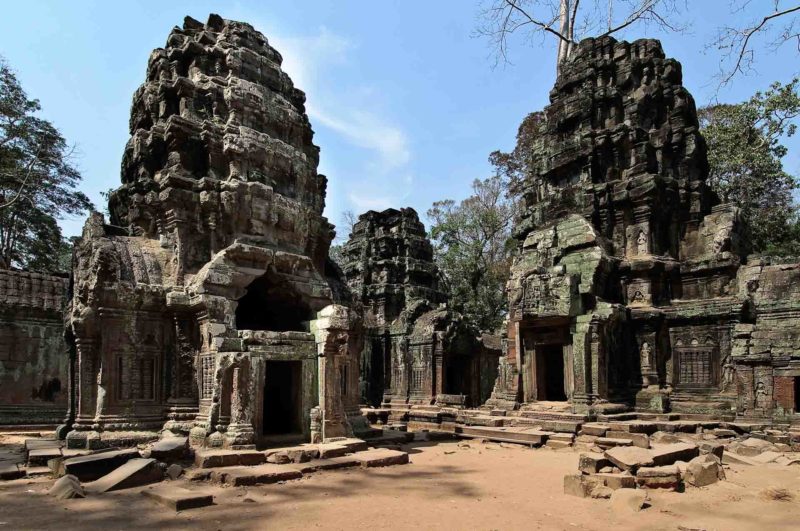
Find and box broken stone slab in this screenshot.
[59,448,141,482]
[713,428,737,438]
[85,458,163,493]
[265,445,319,463]
[606,430,650,449]
[650,431,681,444]
[0,463,25,480]
[24,439,61,453]
[697,441,724,459]
[580,423,610,437]
[578,453,610,474]
[194,449,265,468]
[323,438,369,453]
[650,443,699,467]
[146,437,189,462]
[48,475,85,500]
[546,440,573,450]
[594,472,636,490]
[721,452,756,466]
[611,489,649,513]
[685,455,725,487]
[142,485,213,511]
[636,465,682,490]
[352,449,409,468]
[604,446,654,472]
[210,464,303,487]
[735,437,773,457]
[751,451,783,464]
[541,420,582,434]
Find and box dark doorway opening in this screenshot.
[794,377,800,412]
[236,273,312,332]
[445,356,472,397]
[536,344,567,401]
[262,361,302,435]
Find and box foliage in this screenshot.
[489,111,544,195]
[427,176,517,332]
[699,78,800,255]
[0,57,92,271]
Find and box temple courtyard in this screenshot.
[1,433,799,531]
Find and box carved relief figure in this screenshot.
[640,341,652,370]
[637,230,648,255]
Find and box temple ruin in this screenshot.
[341,208,499,414]
[62,15,362,449]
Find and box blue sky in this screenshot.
[2,1,799,240]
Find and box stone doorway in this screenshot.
[536,344,568,401]
[262,360,303,436]
[236,273,312,332]
[795,377,800,412]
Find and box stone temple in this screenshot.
[63,15,362,449]
[1,17,799,460]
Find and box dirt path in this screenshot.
[0,439,799,530]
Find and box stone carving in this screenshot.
[637,231,648,256]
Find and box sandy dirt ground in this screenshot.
[1,438,799,531]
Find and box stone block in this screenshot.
[580,423,610,437]
[578,453,610,474]
[604,446,654,472]
[317,443,349,458]
[142,485,214,511]
[295,456,360,473]
[85,458,163,493]
[697,441,724,459]
[596,437,633,449]
[650,443,698,466]
[685,455,725,487]
[607,421,657,434]
[211,464,303,487]
[635,465,681,490]
[60,448,141,482]
[563,474,604,498]
[606,430,650,449]
[0,463,24,481]
[352,449,409,468]
[48,475,85,499]
[28,448,62,467]
[147,437,189,462]
[166,464,183,480]
[594,472,636,490]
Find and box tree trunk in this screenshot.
[556,0,570,75]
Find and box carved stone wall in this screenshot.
[0,270,68,425]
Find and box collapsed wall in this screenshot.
[342,208,499,411]
[494,36,800,423]
[64,14,361,449]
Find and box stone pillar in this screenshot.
[313,305,362,441]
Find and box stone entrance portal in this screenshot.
[536,344,568,401]
[520,324,574,404]
[262,360,303,436]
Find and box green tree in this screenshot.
[0,57,92,270]
[427,176,517,332]
[699,79,800,255]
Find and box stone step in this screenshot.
[209,464,304,487]
[0,463,25,481]
[352,448,409,468]
[295,456,361,473]
[596,437,633,449]
[27,448,62,467]
[194,449,266,468]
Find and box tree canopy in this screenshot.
[0,57,92,271]
[699,79,800,255]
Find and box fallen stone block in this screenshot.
[721,452,756,466]
[650,431,681,444]
[147,437,189,462]
[48,475,85,499]
[326,438,369,453]
[697,441,724,459]
[194,449,265,468]
[580,423,610,437]
[591,485,613,499]
[594,472,636,490]
[685,455,724,487]
[563,473,604,498]
[317,443,349,459]
[608,421,657,435]
[142,485,213,511]
[604,446,654,472]
[85,458,163,493]
[610,488,648,512]
[295,456,360,473]
[266,452,292,464]
[636,465,681,490]
[25,439,61,453]
[578,453,610,474]
[546,440,573,450]
[650,443,699,466]
[166,463,183,480]
[59,448,140,482]
[736,437,773,457]
[352,448,409,468]
[28,448,62,467]
[265,446,319,463]
[606,430,649,449]
[751,451,782,464]
[712,428,737,438]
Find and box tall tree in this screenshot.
[427,176,517,332]
[478,0,685,74]
[699,78,800,255]
[0,58,92,271]
[713,1,800,87]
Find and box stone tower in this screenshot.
[64,15,361,449]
